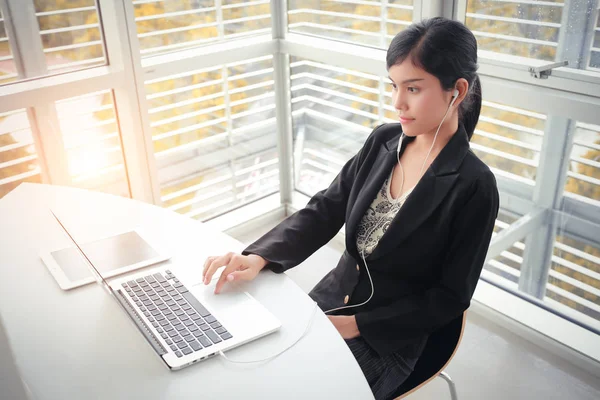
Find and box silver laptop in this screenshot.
[50,210,281,370]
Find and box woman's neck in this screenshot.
[412,117,458,155]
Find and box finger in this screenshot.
[204,254,231,285]
[215,255,243,294]
[202,256,216,278]
[227,268,257,282]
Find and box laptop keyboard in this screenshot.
[122,270,232,358]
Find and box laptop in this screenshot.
[50,210,281,370]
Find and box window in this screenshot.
[0,109,42,198]
[549,233,600,326]
[591,6,600,69]
[463,0,600,75]
[146,56,279,220]
[288,0,415,48]
[133,0,272,57]
[57,90,130,197]
[290,57,386,195]
[470,101,545,188]
[564,122,600,205]
[0,7,17,85]
[0,0,106,85]
[465,0,563,62]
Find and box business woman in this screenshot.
[203,17,499,400]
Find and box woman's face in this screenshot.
[388,59,457,137]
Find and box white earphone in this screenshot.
[450,88,459,106]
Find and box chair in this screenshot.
[392,312,467,400]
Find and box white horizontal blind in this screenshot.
[470,101,545,188]
[465,0,564,62]
[290,57,385,194]
[0,7,17,85]
[35,0,106,73]
[133,0,272,57]
[56,90,130,197]
[288,0,414,48]
[146,55,278,221]
[548,234,600,327]
[564,122,600,206]
[0,109,42,198]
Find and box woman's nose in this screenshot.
[393,92,406,111]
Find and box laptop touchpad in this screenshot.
[190,282,257,333]
[192,282,248,309]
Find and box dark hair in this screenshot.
[386,17,481,140]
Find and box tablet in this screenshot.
[40,229,170,291]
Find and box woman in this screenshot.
[203,17,499,400]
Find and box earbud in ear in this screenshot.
[448,88,459,108]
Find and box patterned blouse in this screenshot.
[356,167,413,258]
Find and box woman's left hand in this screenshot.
[327,315,360,339]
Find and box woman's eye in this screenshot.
[407,87,419,93]
[390,83,397,90]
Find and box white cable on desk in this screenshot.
[219,300,319,364]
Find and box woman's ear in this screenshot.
[454,78,469,107]
[453,78,470,107]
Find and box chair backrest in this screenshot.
[393,312,466,399]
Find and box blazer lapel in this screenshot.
[367,125,471,261]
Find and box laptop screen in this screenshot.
[50,209,115,295]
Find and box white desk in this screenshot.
[0,183,374,400]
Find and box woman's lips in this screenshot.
[399,116,414,124]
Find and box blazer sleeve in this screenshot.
[355,170,499,357]
[242,125,384,273]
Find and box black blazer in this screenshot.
[244,123,499,357]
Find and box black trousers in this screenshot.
[345,336,424,400]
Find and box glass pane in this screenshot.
[146,56,278,221]
[288,0,414,48]
[470,101,545,186]
[0,109,42,199]
[0,0,106,86]
[0,8,18,85]
[133,0,272,57]
[588,3,600,70]
[537,118,600,332]
[564,122,600,205]
[548,233,600,325]
[465,0,562,62]
[465,0,600,74]
[474,120,600,333]
[290,56,382,195]
[35,0,106,73]
[485,116,600,333]
[56,90,130,197]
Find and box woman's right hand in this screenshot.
[202,253,268,294]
